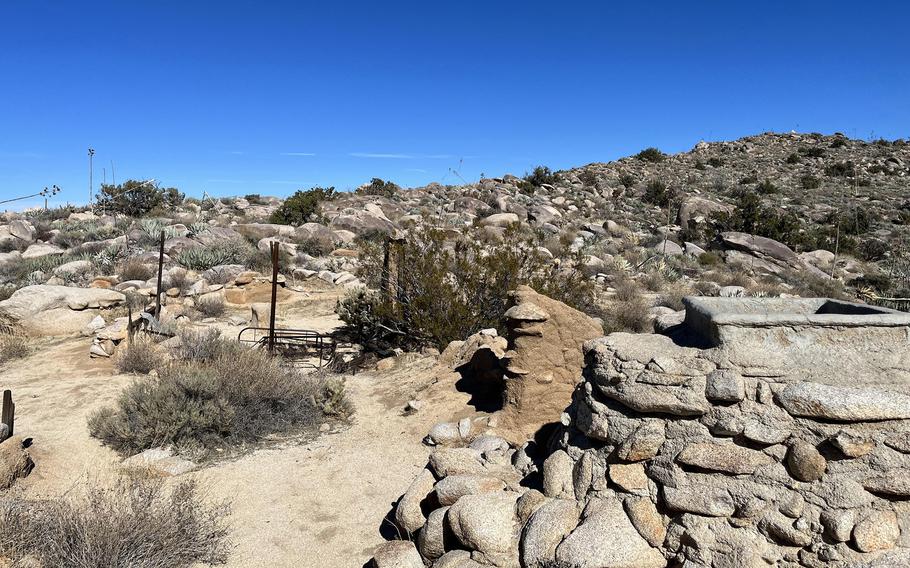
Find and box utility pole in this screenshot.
[88,148,95,209]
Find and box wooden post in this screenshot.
[1,390,14,438]
[267,241,279,354]
[381,238,391,298]
[155,231,165,320]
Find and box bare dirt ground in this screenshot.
[0,287,471,567]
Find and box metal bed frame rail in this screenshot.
[237,327,337,369]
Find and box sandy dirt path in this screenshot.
[0,293,458,567]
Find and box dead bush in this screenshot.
[115,338,158,374]
[0,474,229,568]
[89,336,348,457]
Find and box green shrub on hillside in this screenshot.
[355,178,399,198]
[635,147,665,163]
[338,226,596,350]
[524,166,558,187]
[96,180,184,217]
[269,186,335,226]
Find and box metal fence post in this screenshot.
[155,231,165,320]
[268,241,279,353]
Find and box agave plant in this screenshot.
[93,245,125,275]
[175,240,254,271]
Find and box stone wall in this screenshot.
[373,331,910,568]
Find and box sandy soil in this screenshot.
[0,287,469,567]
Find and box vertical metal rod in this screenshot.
[155,231,165,319]
[1,390,14,438]
[268,241,279,353]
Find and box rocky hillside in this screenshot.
[0,131,907,325]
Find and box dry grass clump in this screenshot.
[118,258,155,281]
[0,474,230,568]
[603,279,651,334]
[115,338,159,374]
[0,328,30,367]
[196,294,226,318]
[89,330,349,457]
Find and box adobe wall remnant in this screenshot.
[445,286,603,443]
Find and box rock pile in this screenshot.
[374,331,910,567]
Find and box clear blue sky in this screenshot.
[1,1,908,208]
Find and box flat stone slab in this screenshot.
[777,382,910,422]
[676,441,774,475]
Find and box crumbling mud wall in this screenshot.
[374,331,910,568]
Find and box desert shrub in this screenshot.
[339,226,596,350]
[0,284,15,302]
[0,254,70,286]
[524,166,558,187]
[577,169,597,186]
[51,220,121,249]
[707,157,724,167]
[356,178,399,198]
[694,159,706,170]
[784,269,846,299]
[800,175,821,190]
[0,332,29,366]
[119,258,155,281]
[635,147,665,163]
[756,179,779,194]
[858,238,890,261]
[196,294,226,317]
[619,173,637,188]
[824,208,872,236]
[707,192,802,247]
[643,179,676,208]
[602,287,650,334]
[116,339,159,374]
[176,240,255,271]
[24,205,79,223]
[244,193,266,205]
[825,160,855,178]
[830,137,848,148]
[785,152,801,164]
[269,187,335,226]
[89,335,347,456]
[698,251,723,266]
[0,474,229,568]
[799,147,826,158]
[96,180,184,217]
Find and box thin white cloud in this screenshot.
[425,154,455,159]
[350,152,414,159]
[280,152,317,156]
[0,151,40,158]
[226,151,246,155]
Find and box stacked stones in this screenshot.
[374,331,910,567]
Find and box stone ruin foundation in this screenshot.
[374,297,910,568]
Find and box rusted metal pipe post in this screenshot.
[1,390,14,438]
[154,231,165,320]
[268,241,279,353]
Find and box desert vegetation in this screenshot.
[0,474,229,568]
[90,329,349,457]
